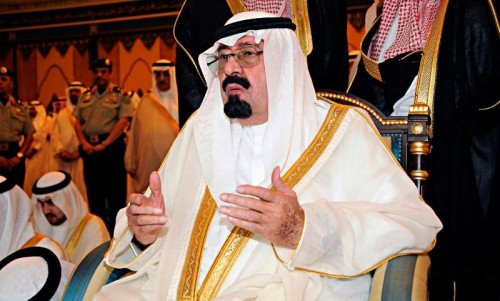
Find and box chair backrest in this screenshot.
[316,90,431,195]
[316,90,432,301]
[63,241,128,301]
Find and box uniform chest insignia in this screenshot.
[122,94,131,104]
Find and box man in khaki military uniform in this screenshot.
[73,58,132,232]
[0,66,35,186]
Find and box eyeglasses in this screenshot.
[207,46,263,73]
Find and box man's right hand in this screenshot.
[82,142,95,155]
[126,171,168,246]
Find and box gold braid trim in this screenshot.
[291,0,312,55]
[21,233,67,258]
[20,233,45,249]
[173,0,207,87]
[177,188,217,301]
[488,0,499,34]
[316,91,407,126]
[178,104,348,300]
[414,0,449,136]
[284,239,437,279]
[360,15,383,82]
[197,227,253,301]
[226,0,246,14]
[65,213,93,259]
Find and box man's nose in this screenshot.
[223,55,243,75]
[41,203,50,214]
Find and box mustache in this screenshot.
[222,76,250,91]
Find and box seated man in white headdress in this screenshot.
[0,175,67,262]
[31,171,110,264]
[0,247,75,301]
[95,12,442,300]
[52,81,88,202]
[125,59,179,194]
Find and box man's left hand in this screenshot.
[220,166,304,249]
[94,143,105,152]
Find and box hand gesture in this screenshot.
[126,171,168,246]
[220,166,304,249]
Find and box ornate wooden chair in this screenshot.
[317,90,432,301]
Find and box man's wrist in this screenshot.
[131,236,152,251]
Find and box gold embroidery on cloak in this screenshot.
[487,0,499,34]
[20,233,45,249]
[414,0,449,137]
[65,213,93,259]
[177,189,217,301]
[178,104,348,300]
[173,0,207,86]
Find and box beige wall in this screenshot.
[120,37,176,93]
[11,36,176,106]
[37,46,74,106]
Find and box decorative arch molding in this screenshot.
[121,57,151,90]
[37,64,71,96]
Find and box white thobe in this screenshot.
[199,123,267,286]
[51,107,88,202]
[94,102,442,301]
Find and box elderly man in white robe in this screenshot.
[0,175,67,261]
[52,81,88,202]
[125,60,179,194]
[95,12,442,300]
[32,171,110,264]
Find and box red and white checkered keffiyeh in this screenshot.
[368,0,440,60]
[243,0,292,18]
